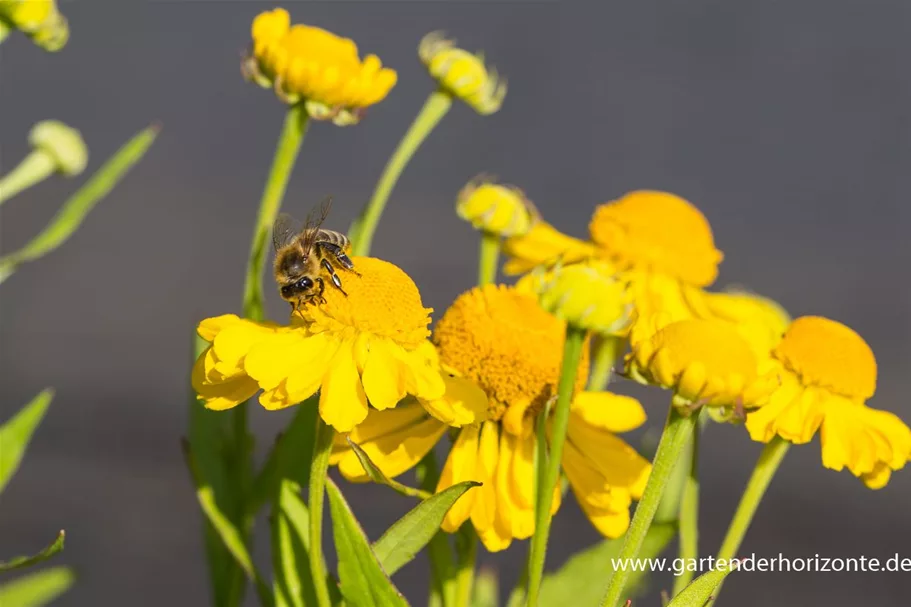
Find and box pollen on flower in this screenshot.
[433,285,589,419]
[589,190,723,287]
[295,257,432,350]
[773,316,877,400]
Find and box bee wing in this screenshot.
[298,196,334,254]
[272,213,302,251]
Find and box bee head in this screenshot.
[280,276,315,301]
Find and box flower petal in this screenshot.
[419,375,489,427]
[337,413,446,482]
[571,391,646,433]
[438,425,480,532]
[192,353,258,410]
[361,338,406,411]
[197,314,242,342]
[319,340,369,432]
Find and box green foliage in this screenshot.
[0,567,74,607]
[665,565,738,607]
[0,531,65,572]
[0,125,159,284]
[325,479,408,607]
[271,480,318,607]
[470,568,499,607]
[347,438,432,500]
[537,522,677,607]
[373,481,480,576]
[0,389,52,495]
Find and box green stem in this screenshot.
[709,436,790,604]
[418,452,457,607]
[242,103,310,321]
[598,406,700,607]
[526,327,587,605]
[671,421,701,596]
[350,90,453,256]
[453,524,478,607]
[309,416,335,607]
[0,152,54,205]
[477,232,500,286]
[587,335,623,391]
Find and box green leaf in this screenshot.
[0,567,74,607]
[326,478,409,607]
[0,389,53,495]
[0,125,158,283]
[537,521,677,607]
[182,439,273,607]
[347,438,432,500]
[665,564,739,607]
[271,480,318,607]
[0,531,65,572]
[373,481,479,576]
[471,568,499,607]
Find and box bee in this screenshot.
[272,197,355,311]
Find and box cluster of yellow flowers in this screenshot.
[192,8,911,570]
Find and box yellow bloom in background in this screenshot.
[332,285,651,551]
[244,8,397,125]
[534,260,631,335]
[419,31,506,115]
[627,318,777,415]
[456,177,538,238]
[745,316,911,488]
[0,0,68,51]
[192,257,461,432]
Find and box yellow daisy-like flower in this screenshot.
[456,177,538,238]
[534,260,631,335]
[191,257,484,433]
[745,316,911,489]
[333,285,651,551]
[627,318,777,414]
[244,8,397,125]
[0,0,68,51]
[419,31,506,115]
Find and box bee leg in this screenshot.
[321,258,348,296]
[319,242,357,273]
[314,277,327,305]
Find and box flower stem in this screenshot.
[671,421,701,596]
[526,326,587,605]
[309,416,335,607]
[587,335,623,391]
[0,152,55,205]
[350,90,452,256]
[242,103,309,321]
[709,436,789,604]
[453,524,478,607]
[598,406,700,607]
[477,232,500,286]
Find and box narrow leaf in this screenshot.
[373,481,479,576]
[0,125,158,283]
[471,568,499,607]
[0,531,65,572]
[271,480,317,607]
[666,562,739,607]
[0,389,53,495]
[326,478,409,607]
[0,567,74,607]
[182,439,273,607]
[537,521,676,607]
[347,438,432,500]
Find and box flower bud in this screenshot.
[419,32,506,115]
[456,178,537,238]
[29,120,88,176]
[537,261,630,334]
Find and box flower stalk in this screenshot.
[709,436,790,604]
[350,90,452,255]
[671,421,701,596]
[309,416,336,607]
[454,524,479,607]
[587,335,623,391]
[477,232,500,286]
[526,326,587,605]
[598,406,700,607]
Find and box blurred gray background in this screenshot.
[2,0,910,605]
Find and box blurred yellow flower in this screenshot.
[334,285,651,551]
[456,177,538,238]
[0,0,68,51]
[627,318,777,415]
[192,257,460,432]
[244,8,397,125]
[745,316,911,488]
[419,31,506,115]
[534,260,631,335]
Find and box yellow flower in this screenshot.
[0,0,68,51]
[333,285,651,551]
[535,260,631,334]
[191,257,478,433]
[244,8,397,125]
[745,316,911,488]
[627,318,777,414]
[456,177,538,238]
[419,32,506,115]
